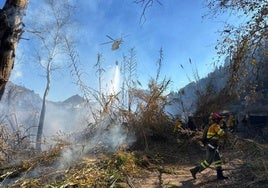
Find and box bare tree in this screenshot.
[0,0,28,101]
[32,0,75,151]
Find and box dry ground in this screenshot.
[124,131,268,188]
[130,152,247,188]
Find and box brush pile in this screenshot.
[0,139,151,187]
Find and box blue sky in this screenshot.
[2,0,232,101]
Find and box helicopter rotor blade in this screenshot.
[100,41,113,45]
[106,35,115,41]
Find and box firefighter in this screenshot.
[190,112,228,180]
[220,110,237,132]
[226,113,238,132]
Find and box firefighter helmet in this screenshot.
[212,112,222,122]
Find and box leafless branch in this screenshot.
[134,0,162,25]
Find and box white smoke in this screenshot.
[57,115,136,169]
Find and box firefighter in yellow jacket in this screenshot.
[190,112,228,180]
[220,110,237,132]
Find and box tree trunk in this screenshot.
[36,62,51,152]
[35,91,47,152]
[0,0,28,101]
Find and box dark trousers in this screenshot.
[199,144,222,171]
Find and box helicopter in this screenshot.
[101,34,129,50]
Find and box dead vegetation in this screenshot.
[0,121,267,187]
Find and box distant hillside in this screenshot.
[0,82,89,143]
[61,94,84,105]
[166,65,229,118]
[166,59,268,119]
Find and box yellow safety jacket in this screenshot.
[207,123,224,140]
[227,114,235,128]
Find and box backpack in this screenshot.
[201,124,210,145]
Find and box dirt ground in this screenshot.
[126,137,257,188]
[132,163,247,187]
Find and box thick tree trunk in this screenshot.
[0,0,28,100]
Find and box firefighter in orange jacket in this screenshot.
[190,112,228,180]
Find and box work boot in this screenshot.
[190,166,200,179]
[216,168,228,180]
